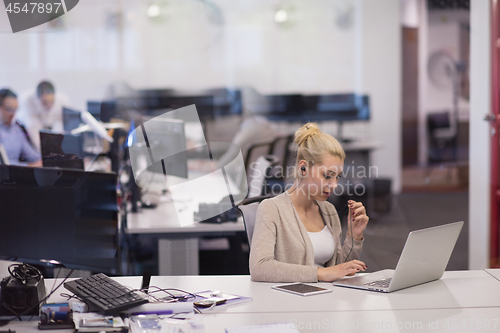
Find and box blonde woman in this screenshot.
[249,123,368,282]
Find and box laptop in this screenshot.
[333,221,464,293]
[40,131,85,170]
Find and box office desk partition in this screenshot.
[2,271,500,333]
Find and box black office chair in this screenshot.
[427,111,458,164]
[426,111,458,182]
[265,134,294,195]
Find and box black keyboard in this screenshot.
[364,278,392,289]
[64,273,148,315]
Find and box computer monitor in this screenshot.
[87,101,118,122]
[0,165,119,273]
[302,93,370,122]
[119,88,242,121]
[62,107,82,132]
[141,118,188,179]
[250,94,303,120]
[39,131,84,170]
[250,93,370,123]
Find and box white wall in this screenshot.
[0,0,402,192]
[361,0,401,192]
[426,10,469,115]
[469,0,491,269]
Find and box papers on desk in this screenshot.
[226,322,300,333]
[72,312,127,332]
[194,290,252,310]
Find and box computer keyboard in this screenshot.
[364,278,392,289]
[64,273,148,315]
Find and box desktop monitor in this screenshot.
[249,94,303,120]
[87,101,118,122]
[120,88,242,121]
[251,93,370,123]
[200,88,243,118]
[162,95,215,121]
[40,131,84,170]
[0,165,119,273]
[62,107,82,132]
[302,93,370,122]
[140,118,188,179]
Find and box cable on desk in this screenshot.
[7,264,42,285]
[60,292,84,302]
[142,286,197,303]
[0,268,75,325]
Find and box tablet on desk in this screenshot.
[271,283,332,296]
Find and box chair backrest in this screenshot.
[244,141,273,172]
[268,134,294,179]
[238,202,260,247]
[247,155,279,198]
[238,195,273,247]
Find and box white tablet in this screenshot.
[271,283,333,296]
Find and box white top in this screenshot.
[15,90,69,151]
[307,225,336,267]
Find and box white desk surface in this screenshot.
[484,268,500,282]
[8,307,500,333]
[204,307,500,333]
[125,172,245,235]
[3,271,500,333]
[126,201,245,234]
[150,270,500,314]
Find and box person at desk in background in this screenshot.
[249,123,368,283]
[15,80,69,151]
[0,88,42,166]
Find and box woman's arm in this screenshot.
[249,200,318,283]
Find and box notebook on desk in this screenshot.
[333,221,463,293]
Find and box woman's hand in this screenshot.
[347,200,369,241]
[317,260,367,282]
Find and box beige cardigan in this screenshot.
[249,192,364,282]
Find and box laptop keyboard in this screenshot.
[364,278,392,289]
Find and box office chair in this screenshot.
[266,134,294,195]
[247,155,279,198]
[427,111,458,164]
[237,195,273,248]
[426,111,459,183]
[244,134,293,196]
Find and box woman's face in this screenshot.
[301,153,344,201]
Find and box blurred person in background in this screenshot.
[0,88,42,166]
[16,80,69,151]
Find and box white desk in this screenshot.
[3,271,500,333]
[485,268,500,282]
[150,270,500,314]
[125,172,246,276]
[203,307,500,332]
[125,200,245,276]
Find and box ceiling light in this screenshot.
[274,9,288,23]
[147,4,161,18]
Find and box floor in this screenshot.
[358,191,469,273]
[401,165,469,192]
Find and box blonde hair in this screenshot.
[291,123,346,179]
